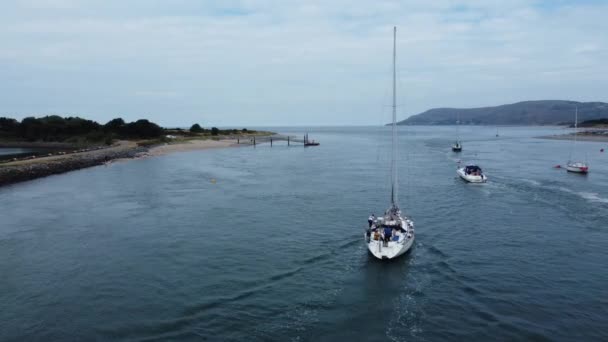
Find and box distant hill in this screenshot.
[397,100,608,125]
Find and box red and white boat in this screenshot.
[567,107,589,174]
[566,161,588,174]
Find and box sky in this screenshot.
[1,0,607,127]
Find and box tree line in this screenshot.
[0,116,163,143]
[0,115,254,144]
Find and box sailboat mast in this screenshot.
[574,106,578,146]
[391,26,398,208]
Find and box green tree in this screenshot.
[104,118,125,132]
[0,117,19,132]
[211,127,219,135]
[190,123,204,133]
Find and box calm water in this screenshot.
[0,148,32,156]
[1,126,607,341]
[0,147,52,161]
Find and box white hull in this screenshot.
[457,168,487,183]
[566,163,588,173]
[365,214,415,260]
[366,234,414,260]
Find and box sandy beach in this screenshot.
[147,138,239,156]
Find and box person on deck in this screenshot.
[383,226,392,246]
[368,214,376,228]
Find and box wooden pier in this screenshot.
[236,134,318,147]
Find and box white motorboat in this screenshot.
[364,27,415,260]
[566,107,589,174]
[457,164,487,183]
[452,141,462,152]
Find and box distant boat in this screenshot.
[304,133,320,147]
[452,113,462,152]
[566,107,589,174]
[364,27,415,260]
[457,164,487,183]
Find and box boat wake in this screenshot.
[548,186,608,205]
[578,192,608,204]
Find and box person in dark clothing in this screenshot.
[383,226,392,246]
[368,214,376,228]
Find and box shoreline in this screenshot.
[536,133,608,143]
[0,137,256,187]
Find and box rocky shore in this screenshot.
[0,141,147,187]
[0,138,250,187]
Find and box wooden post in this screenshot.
[237,138,239,144]
[288,136,290,146]
[270,137,273,147]
[253,136,256,146]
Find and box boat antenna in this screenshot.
[390,26,399,209]
[569,105,578,162]
[574,105,578,146]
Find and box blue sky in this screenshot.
[1,0,607,126]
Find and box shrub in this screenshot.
[190,123,204,133]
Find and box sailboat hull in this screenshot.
[566,164,588,173]
[365,212,415,260]
[366,235,414,260]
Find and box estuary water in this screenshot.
[1,126,607,341]
[0,147,52,161]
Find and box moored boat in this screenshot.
[566,107,589,174]
[566,161,588,173]
[304,133,320,146]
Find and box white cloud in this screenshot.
[0,0,607,126]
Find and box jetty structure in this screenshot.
[238,134,319,147]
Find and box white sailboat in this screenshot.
[566,106,589,174]
[452,113,462,152]
[364,27,415,260]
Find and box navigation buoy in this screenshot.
[601,148,605,152]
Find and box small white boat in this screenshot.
[566,161,588,173]
[452,141,462,152]
[457,165,487,183]
[364,27,415,260]
[566,107,589,174]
